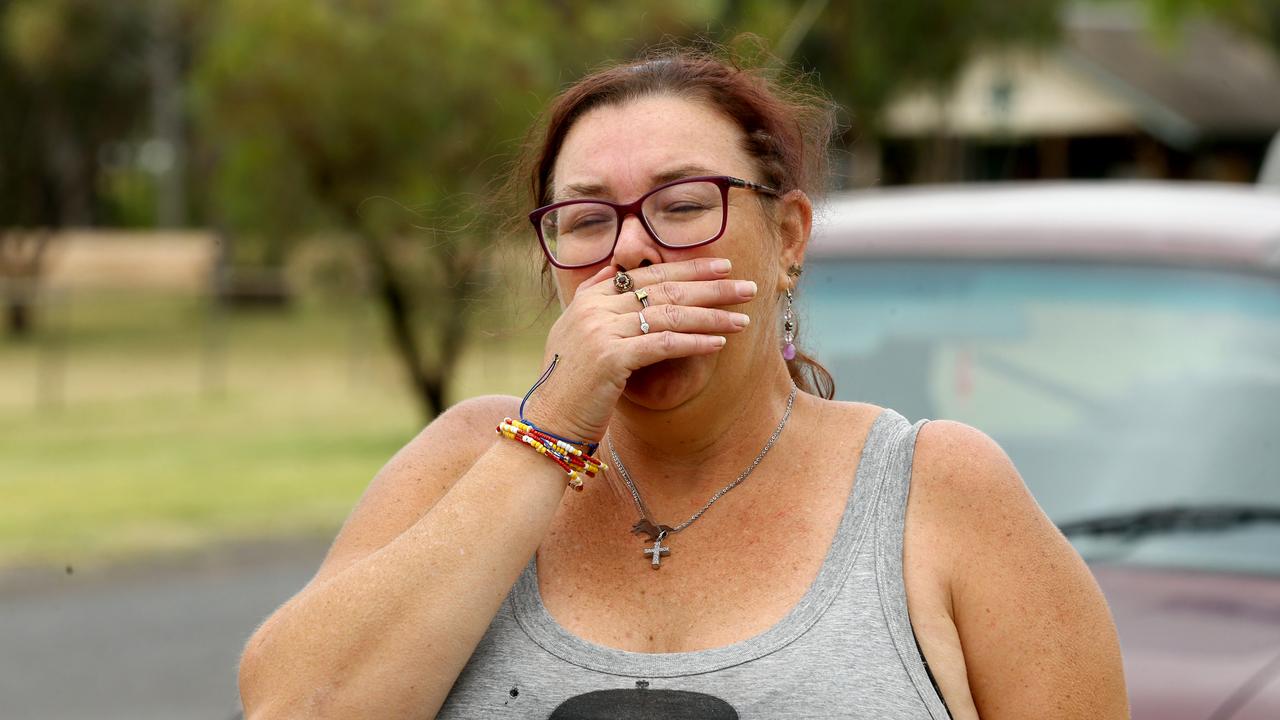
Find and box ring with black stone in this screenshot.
[613,271,634,293]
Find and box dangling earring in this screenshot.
[782,288,796,361]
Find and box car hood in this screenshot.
[1091,564,1280,720]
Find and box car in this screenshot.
[803,181,1280,719]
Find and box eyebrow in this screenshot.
[556,164,720,201]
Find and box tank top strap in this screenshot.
[868,411,951,719]
[814,406,919,602]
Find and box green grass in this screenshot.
[0,289,548,569]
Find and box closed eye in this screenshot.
[660,202,712,214]
[564,211,613,233]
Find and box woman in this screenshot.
[238,51,1128,719]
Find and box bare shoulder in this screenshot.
[908,418,1078,590]
[913,419,1012,478]
[909,419,1129,718]
[911,419,1031,517]
[310,394,520,586]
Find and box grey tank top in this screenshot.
[438,408,951,719]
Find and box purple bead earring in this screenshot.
[782,288,796,360]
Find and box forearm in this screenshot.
[239,440,568,720]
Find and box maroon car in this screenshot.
[804,181,1280,719]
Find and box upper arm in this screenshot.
[913,420,1129,719]
[307,394,519,588]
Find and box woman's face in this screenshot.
[547,93,806,410]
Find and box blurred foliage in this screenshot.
[0,0,154,337]
[190,0,719,417]
[0,0,150,227]
[191,0,719,254]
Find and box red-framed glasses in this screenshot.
[529,175,780,269]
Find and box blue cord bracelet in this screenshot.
[518,354,599,455]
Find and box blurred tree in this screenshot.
[0,0,150,336]
[192,0,716,419]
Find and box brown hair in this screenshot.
[516,45,836,399]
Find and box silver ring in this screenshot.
[613,271,634,293]
[638,311,650,334]
[634,288,650,308]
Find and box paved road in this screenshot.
[0,537,330,720]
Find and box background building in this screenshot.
[879,6,1280,184]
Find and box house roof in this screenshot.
[882,6,1280,145]
[1064,8,1280,144]
[884,50,1137,138]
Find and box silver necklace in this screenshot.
[606,385,798,569]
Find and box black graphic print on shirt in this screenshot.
[547,682,739,719]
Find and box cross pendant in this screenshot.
[643,535,670,569]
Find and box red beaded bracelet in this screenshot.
[496,417,607,491]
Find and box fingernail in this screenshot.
[732,313,750,327]
[710,259,732,274]
[712,336,727,347]
[736,280,757,296]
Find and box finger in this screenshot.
[623,305,749,336]
[616,278,757,310]
[624,331,728,366]
[576,264,618,294]
[587,257,734,296]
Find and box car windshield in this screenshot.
[806,259,1280,576]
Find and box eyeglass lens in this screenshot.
[541,180,725,266]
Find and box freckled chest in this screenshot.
[534,404,877,654]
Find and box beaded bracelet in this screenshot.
[496,417,607,490]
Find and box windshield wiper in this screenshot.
[1058,505,1280,540]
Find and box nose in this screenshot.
[611,211,663,270]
